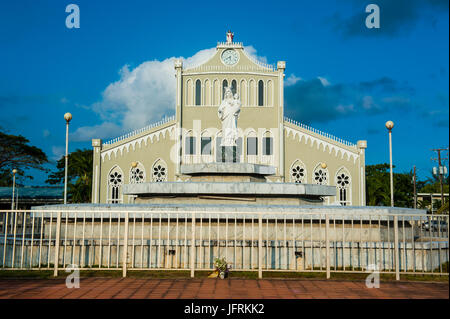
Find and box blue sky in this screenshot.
[0,0,448,185]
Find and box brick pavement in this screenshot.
[0,278,448,299]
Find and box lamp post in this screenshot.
[131,162,137,203]
[64,113,72,205]
[385,120,394,207]
[11,169,17,210]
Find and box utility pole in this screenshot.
[431,147,449,209]
[413,165,417,209]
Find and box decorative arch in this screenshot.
[289,159,307,183]
[129,162,146,184]
[107,165,123,203]
[151,159,168,182]
[186,79,193,106]
[248,79,255,106]
[240,79,247,106]
[312,163,329,185]
[195,79,201,106]
[258,80,264,106]
[204,79,211,105]
[267,80,273,106]
[335,167,352,206]
[231,79,237,95]
[222,79,228,99]
[213,79,220,106]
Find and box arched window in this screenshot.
[129,162,146,184]
[195,79,201,106]
[222,79,228,99]
[240,80,247,106]
[108,166,123,203]
[152,159,167,182]
[335,168,351,206]
[249,79,255,105]
[262,131,273,156]
[290,160,306,183]
[204,79,211,105]
[231,80,237,95]
[201,130,212,156]
[258,80,264,106]
[313,164,329,185]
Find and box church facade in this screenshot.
[91,32,368,206]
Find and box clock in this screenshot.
[221,49,239,66]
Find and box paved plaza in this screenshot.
[0,278,448,299]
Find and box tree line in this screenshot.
[0,129,448,211]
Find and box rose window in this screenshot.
[291,165,305,183]
[109,172,122,185]
[152,164,167,182]
[131,168,145,183]
[314,169,327,184]
[337,173,350,188]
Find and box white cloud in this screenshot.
[43,129,50,138]
[318,76,331,87]
[51,146,65,161]
[73,46,267,142]
[362,95,375,110]
[71,122,122,142]
[335,104,355,114]
[285,74,302,86]
[244,45,268,64]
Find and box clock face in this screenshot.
[221,49,239,66]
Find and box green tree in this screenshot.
[0,130,48,186]
[366,164,414,208]
[46,149,92,203]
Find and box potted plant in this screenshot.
[213,257,230,279]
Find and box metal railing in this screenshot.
[102,115,175,147]
[0,210,448,279]
[284,117,357,148]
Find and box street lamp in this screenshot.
[64,113,72,205]
[130,162,138,203]
[385,120,394,207]
[11,169,17,210]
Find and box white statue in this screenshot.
[218,87,241,147]
[226,30,234,43]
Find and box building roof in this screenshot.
[0,187,64,199]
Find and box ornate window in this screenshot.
[335,168,351,206]
[222,79,228,98]
[258,80,264,106]
[152,160,167,182]
[290,160,306,183]
[231,79,237,95]
[262,131,273,156]
[130,162,146,184]
[195,79,201,106]
[108,166,123,203]
[313,164,329,185]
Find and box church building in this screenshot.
[91,32,368,206]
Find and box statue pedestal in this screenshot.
[220,146,238,163]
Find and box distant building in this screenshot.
[91,32,368,206]
[0,186,64,210]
